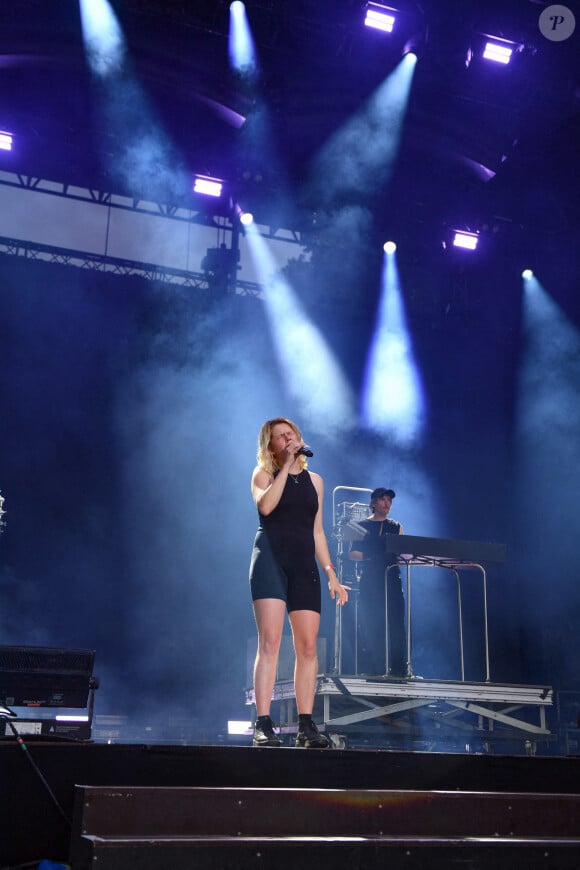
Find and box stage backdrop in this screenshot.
[1,238,579,734]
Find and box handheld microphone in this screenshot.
[297,445,314,457]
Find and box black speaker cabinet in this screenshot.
[0,645,96,708]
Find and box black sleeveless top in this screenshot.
[258,469,319,542]
[249,470,321,610]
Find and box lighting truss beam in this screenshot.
[0,234,262,295]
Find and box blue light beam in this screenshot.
[229,2,258,74]
[361,250,425,445]
[512,274,580,627]
[244,224,356,435]
[79,0,187,203]
[516,275,580,474]
[309,53,417,207]
[79,0,126,78]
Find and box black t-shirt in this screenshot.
[351,517,401,570]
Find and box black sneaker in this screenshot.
[252,716,282,747]
[295,719,329,749]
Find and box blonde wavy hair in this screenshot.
[257,417,308,475]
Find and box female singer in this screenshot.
[248,417,349,747]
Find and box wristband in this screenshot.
[323,564,334,573]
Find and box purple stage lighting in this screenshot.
[0,131,13,151]
[365,3,396,33]
[193,175,223,197]
[453,231,479,250]
[483,41,513,64]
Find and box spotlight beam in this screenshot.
[308,54,417,209]
[244,224,355,434]
[361,251,425,445]
[79,0,126,78]
[229,1,258,74]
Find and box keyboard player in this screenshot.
[348,487,407,676]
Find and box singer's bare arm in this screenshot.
[251,436,303,516]
[310,472,349,605]
[251,465,286,515]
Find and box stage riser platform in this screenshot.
[2,743,580,868]
[71,839,580,870]
[69,783,580,870]
[74,785,580,840]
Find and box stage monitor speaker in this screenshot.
[0,645,96,708]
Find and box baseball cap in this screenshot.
[370,487,395,502]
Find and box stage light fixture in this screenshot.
[483,41,513,64]
[384,240,397,254]
[234,201,254,226]
[193,175,224,197]
[522,268,534,280]
[364,3,397,33]
[453,230,479,250]
[0,131,13,151]
[467,34,523,68]
[402,32,424,59]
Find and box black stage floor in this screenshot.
[2,739,580,868]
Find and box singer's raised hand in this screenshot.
[281,438,303,466]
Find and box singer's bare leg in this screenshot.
[289,609,320,714]
[253,598,285,716]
